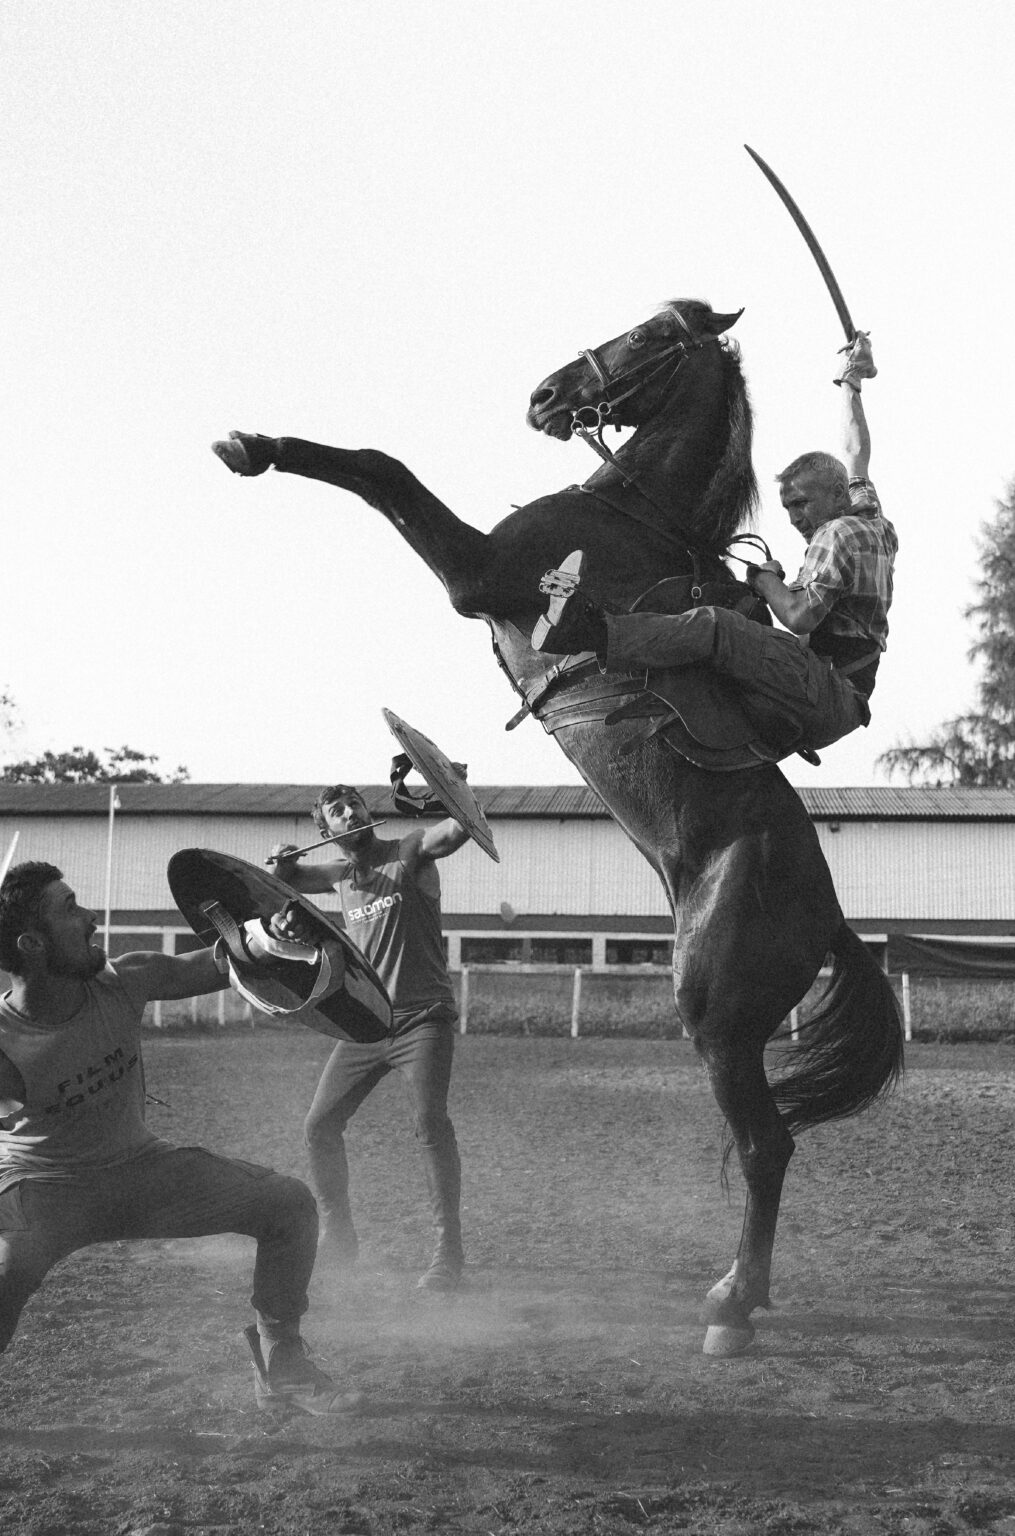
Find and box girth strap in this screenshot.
[505,651,603,730]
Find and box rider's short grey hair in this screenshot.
[775,452,849,499]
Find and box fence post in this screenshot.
[190,994,200,1028]
[570,967,582,1038]
[152,999,163,1030]
[901,971,912,1042]
[460,966,469,1034]
[217,989,226,1029]
[789,1006,799,1042]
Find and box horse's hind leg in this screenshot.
[697,1045,795,1357]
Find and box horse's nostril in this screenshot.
[529,385,556,410]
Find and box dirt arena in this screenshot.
[1,1030,1013,1535]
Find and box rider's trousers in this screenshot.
[605,605,869,751]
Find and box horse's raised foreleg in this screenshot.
[275,438,492,613]
[697,1048,795,1356]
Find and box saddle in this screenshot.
[510,574,812,773]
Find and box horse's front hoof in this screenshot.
[703,1322,755,1357]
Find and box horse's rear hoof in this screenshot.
[703,1323,755,1357]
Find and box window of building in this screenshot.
[174,932,205,955]
[530,938,593,966]
[106,932,165,959]
[460,936,525,964]
[606,939,672,966]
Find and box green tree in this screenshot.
[879,476,1015,786]
[0,744,189,785]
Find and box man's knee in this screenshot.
[304,1104,349,1150]
[259,1172,318,1232]
[415,1114,456,1151]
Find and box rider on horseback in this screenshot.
[532,334,896,756]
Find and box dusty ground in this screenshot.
[1,1032,1014,1535]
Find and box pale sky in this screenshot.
[3,1,1013,789]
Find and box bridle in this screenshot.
[570,307,772,571]
[572,305,700,471]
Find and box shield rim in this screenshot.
[382,708,500,862]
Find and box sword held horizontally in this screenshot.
[263,823,387,864]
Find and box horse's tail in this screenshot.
[771,919,904,1137]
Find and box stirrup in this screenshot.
[538,549,586,602]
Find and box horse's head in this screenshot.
[526,299,744,440]
[525,298,755,553]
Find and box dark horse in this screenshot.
[215,297,903,1355]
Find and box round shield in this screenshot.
[382,709,499,862]
[167,848,393,1042]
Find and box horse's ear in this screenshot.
[703,308,744,336]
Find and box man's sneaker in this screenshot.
[531,551,608,656]
[212,431,278,476]
[416,1249,464,1294]
[242,1325,363,1415]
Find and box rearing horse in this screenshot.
[214,297,903,1356]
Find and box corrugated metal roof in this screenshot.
[0,782,1014,820]
[798,786,1015,819]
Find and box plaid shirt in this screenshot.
[790,479,897,652]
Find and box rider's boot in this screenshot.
[531,551,608,656]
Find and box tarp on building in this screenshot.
[887,934,1015,978]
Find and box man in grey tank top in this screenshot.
[0,860,361,1415]
[270,780,470,1293]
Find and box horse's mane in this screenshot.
[695,339,759,551]
[654,301,759,553]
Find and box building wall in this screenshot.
[812,820,1015,922]
[0,812,667,921]
[1,809,1013,949]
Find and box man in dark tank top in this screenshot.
[270,780,470,1293]
[0,860,362,1415]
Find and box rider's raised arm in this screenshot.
[835,332,876,481]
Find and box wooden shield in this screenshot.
[382,708,500,862]
[167,848,393,1042]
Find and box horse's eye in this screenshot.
[628,330,646,348]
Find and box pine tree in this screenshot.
[879,477,1015,786]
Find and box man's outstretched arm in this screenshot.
[836,331,877,479]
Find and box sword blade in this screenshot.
[744,145,856,343]
[264,823,387,864]
[0,831,19,886]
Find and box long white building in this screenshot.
[1,783,1013,973]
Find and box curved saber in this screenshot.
[744,145,856,344]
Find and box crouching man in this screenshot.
[0,860,356,1416]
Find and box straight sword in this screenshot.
[264,823,386,864]
[0,831,20,886]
